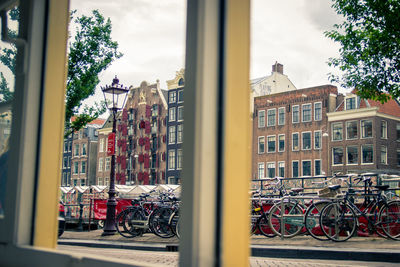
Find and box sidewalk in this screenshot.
[59,230,400,263]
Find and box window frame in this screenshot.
[301,160,312,177]
[278,107,285,125]
[292,105,299,124]
[332,147,344,166]
[314,102,322,121]
[292,132,299,151]
[267,108,276,127]
[267,135,276,153]
[258,110,265,128]
[301,131,312,150]
[278,134,285,152]
[314,130,322,150]
[381,120,387,139]
[278,161,285,178]
[346,120,358,140]
[331,122,343,141]
[266,162,276,178]
[314,159,321,176]
[360,119,373,139]
[258,136,265,154]
[361,144,374,164]
[257,162,265,179]
[292,160,299,178]
[301,103,312,122]
[346,146,359,165]
[380,145,387,165]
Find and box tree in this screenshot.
[0,9,122,133]
[326,0,400,102]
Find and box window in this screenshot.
[82,143,87,156]
[332,122,343,141]
[278,134,285,152]
[169,126,176,144]
[292,133,299,151]
[292,105,299,123]
[314,102,322,121]
[81,161,86,173]
[178,90,184,102]
[98,177,103,186]
[267,135,276,153]
[333,147,344,165]
[258,163,265,179]
[362,145,373,164]
[105,157,111,171]
[74,144,79,156]
[397,123,400,141]
[177,149,183,170]
[80,179,85,186]
[292,161,299,178]
[302,103,311,122]
[302,132,311,150]
[380,146,387,164]
[177,106,184,121]
[346,97,356,110]
[302,160,311,176]
[169,91,176,103]
[267,109,276,126]
[361,120,373,138]
[258,110,265,128]
[278,107,285,125]
[347,146,358,165]
[169,107,176,121]
[346,121,358,140]
[64,141,68,152]
[99,138,104,152]
[73,179,78,186]
[69,141,72,151]
[278,162,285,178]
[98,157,104,172]
[314,160,321,176]
[314,131,321,149]
[258,136,265,154]
[168,150,176,170]
[177,124,183,143]
[267,162,275,178]
[381,121,387,139]
[74,162,79,174]
[397,149,400,166]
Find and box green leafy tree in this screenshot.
[326,0,400,102]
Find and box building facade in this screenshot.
[252,85,338,179]
[95,118,112,186]
[61,132,73,186]
[166,69,184,184]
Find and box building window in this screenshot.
[362,145,374,164]
[169,107,176,121]
[267,162,275,178]
[178,90,184,102]
[278,134,285,152]
[292,133,299,151]
[346,121,358,140]
[69,141,72,151]
[346,97,356,110]
[177,106,184,121]
[258,110,265,128]
[169,126,176,144]
[64,141,68,152]
[267,135,276,153]
[380,121,387,139]
[397,124,400,141]
[314,102,322,121]
[74,144,80,156]
[292,105,299,123]
[82,143,87,156]
[278,162,285,178]
[302,103,312,122]
[397,149,400,166]
[81,161,86,173]
[267,109,276,126]
[302,132,311,150]
[314,131,321,150]
[278,107,285,125]
[169,91,176,103]
[177,124,183,143]
[105,157,111,171]
[314,160,321,176]
[99,138,104,152]
[98,157,104,172]
[258,163,265,179]
[258,136,265,154]
[333,147,344,165]
[98,177,103,186]
[347,146,358,165]
[74,162,79,174]
[332,122,343,141]
[292,161,299,178]
[380,146,387,165]
[302,160,311,176]
[80,179,85,186]
[177,149,183,170]
[361,120,373,138]
[73,179,78,186]
[168,150,176,170]
[63,157,67,169]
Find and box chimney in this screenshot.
[272,62,283,74]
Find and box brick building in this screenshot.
[252,85,338,179]
[96,117,112,186]
[61,132,73,186]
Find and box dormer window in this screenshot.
[345,97,356,110]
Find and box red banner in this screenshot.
[107,133,115,156]
[93,199,133,220]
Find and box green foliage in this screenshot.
[326,0,400,102]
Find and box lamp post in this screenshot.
[101,76,129,236]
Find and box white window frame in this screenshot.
[381,120,387,139]
[301,160,312,177]
[267,108,276,127]
[105,157,111,171]
[278,161,285,178]
[98,157,104,172]
[99,138,104,152]
[292,160,299,178]
[278,107,285,125]
[266,162,276,178]
[177,106,184,121]
[332,147,344,166]
[168,150,176,170]
[314,102,322,121]
[82,143,87,156]
[361,119,373,139]
[177,149,183,170]
[314,159,321,176]
[380,146,387,165]
[73,162,79,174]
[81,161,86,174]
[258,136,265,154]
[169,107,176,122]
[278,134,285,152]
[177,124,183,143]
[74,144,80,157]
[292,105,299,124]
[258,110,265,128]
[314,130,322,150]
[267,135,276,153]
[346,120,358,140]
[361,144,374,165]
[292,132,299,151]
[301,103,312,122]
[257,162,265,179]
[169,126,176,144]
[332,122,343,141]
[301,131,312,150]
[346,146,359,165]
[169,91,176,103]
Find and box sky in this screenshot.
[70,0,345,110]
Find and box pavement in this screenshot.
[58,229,400,264]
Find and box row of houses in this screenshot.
[61,63,400,187]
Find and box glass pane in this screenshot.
[0,6,19,218]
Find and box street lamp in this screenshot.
[101,76,129,236]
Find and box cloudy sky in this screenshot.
[70,0,344,107]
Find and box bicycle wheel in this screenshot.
[149,207,175,238]
[257,213,277,238]
[304,200,330,241]
[368,202,387,238]
[320,202,357,242]
[379,200,400,241]
[169,210,180,237]
[268,201,303,238]
[124,208,146,237]
[116,209,135,238]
